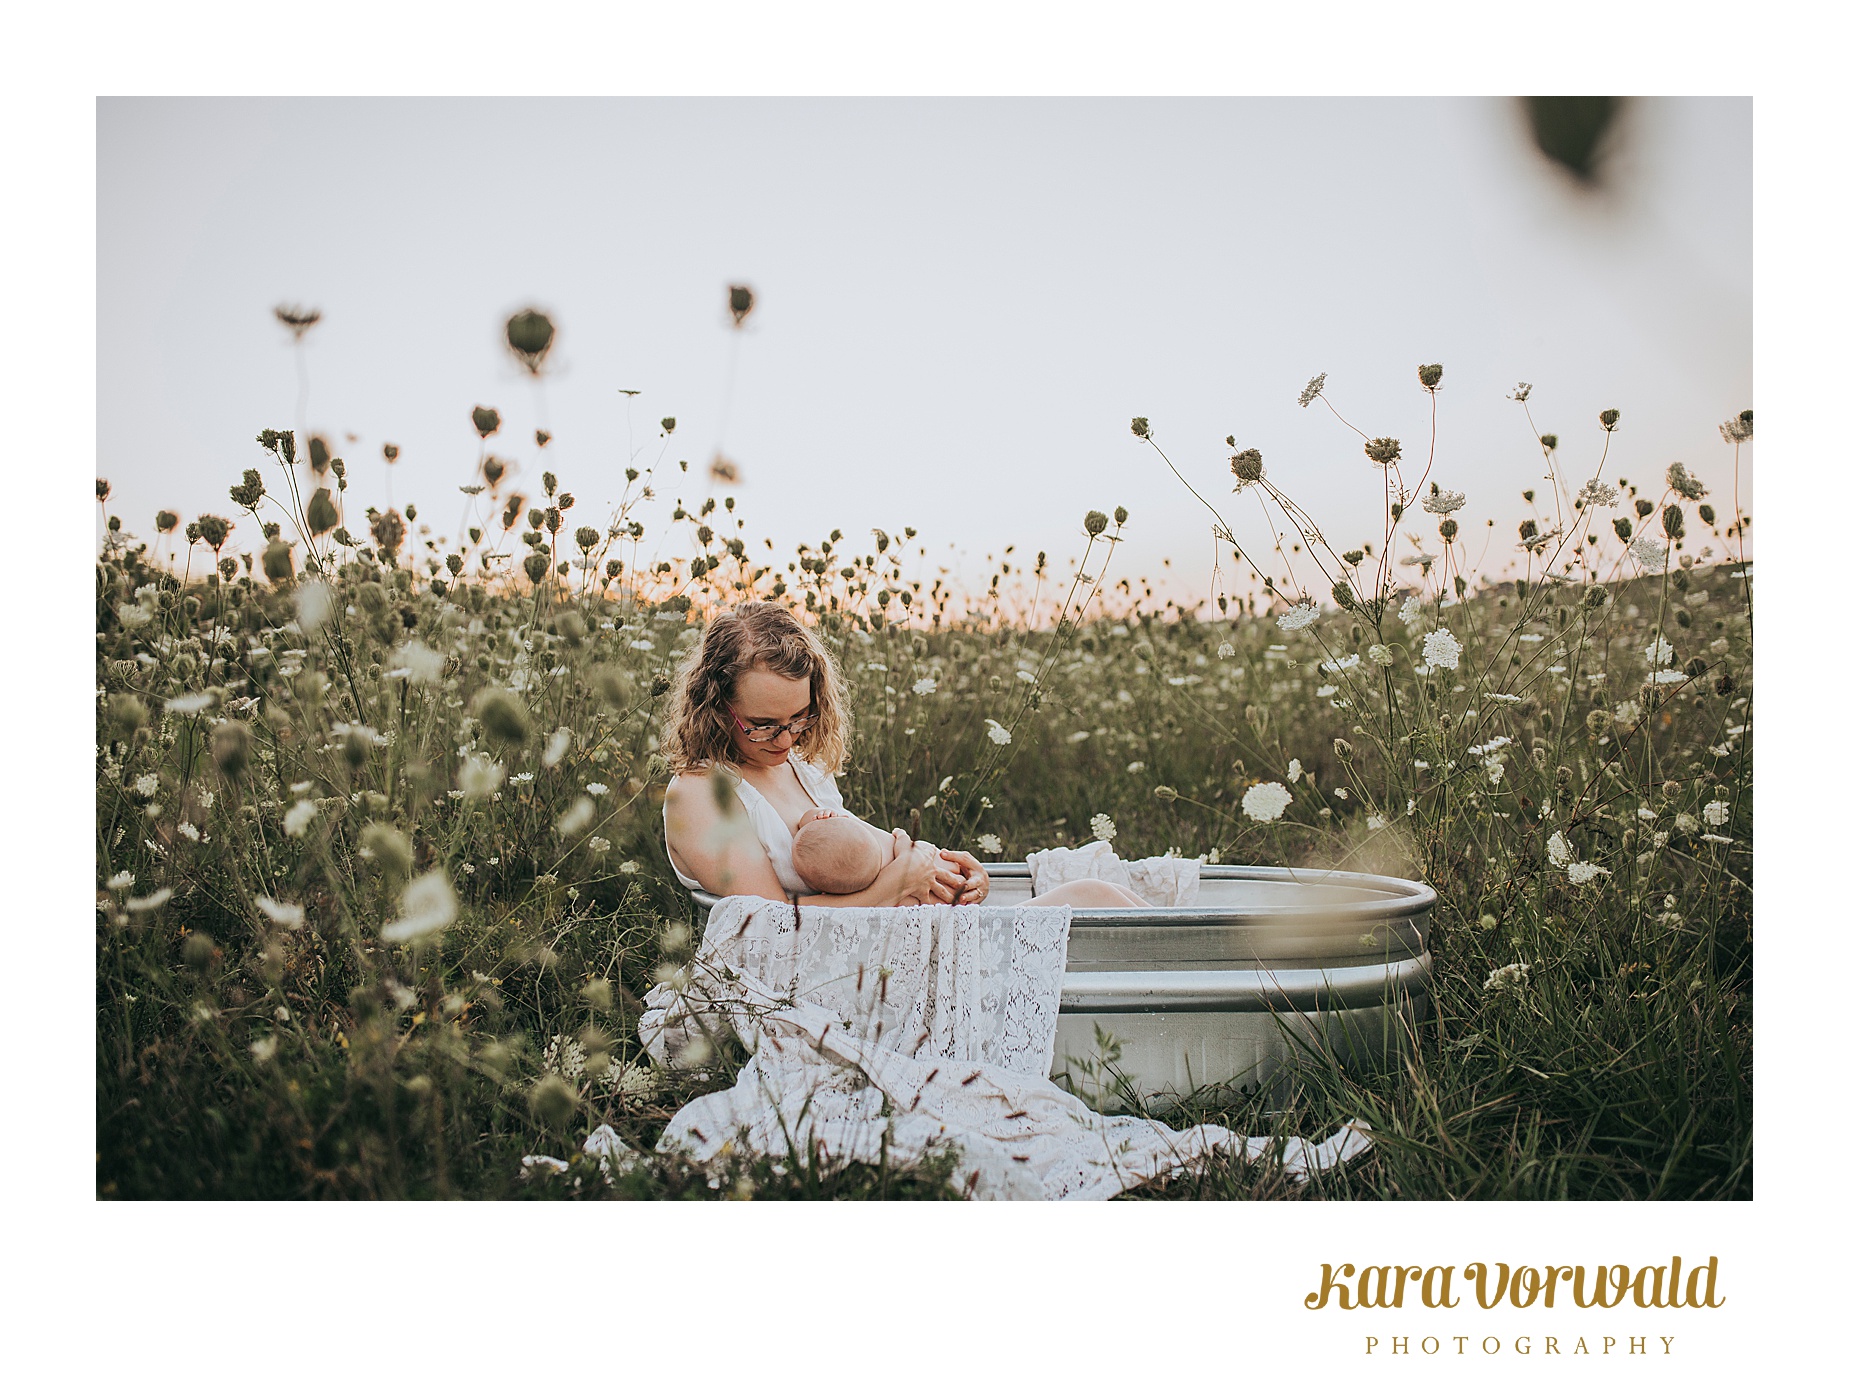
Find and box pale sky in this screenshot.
[98,97,1750,607]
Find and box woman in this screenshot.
[661,601,1145,909]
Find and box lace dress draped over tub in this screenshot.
[630,894,1370,1200]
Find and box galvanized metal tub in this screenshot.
[683,862,1434,1109]
[985,863,1434,1109]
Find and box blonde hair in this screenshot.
[659,601,852,775]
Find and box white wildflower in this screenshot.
[1421,628,1462,671]
[282,799,317,838]
[1637,806,1658,821]
[1319,654,1360,674]
[1297,372,1328,407]
[1614,701,1641,728]
[116,602,154,630]
[1366,814,1386,831]
[165,692,214,715]
[381,870,459,943]
[125,887,173,914]
[1278,601,1321,631]
[912,677,937,695]
[585,781,609,796]
[984,719,1012,746]
[132,774,160,798]
[388,640,445,686]
[1641,635,1676,668]
[1066,730,1091,743]
[1287,758,1303,783]
[1631,537,1669,573]
[1241,781,1291,823]
[176,821,201,842]
[976,833,1003,856]
[1567,861,1610,885]
[1217,642,1237,659]
[256,896,306,929]
[1703,800,1730,827]
[1333,788,1349,800]
[1484,962,1531,993]
[617,859,640,874]
[557,796,596,836]
[1578,480,1620,508]
[628,638,655,651]
[458,755,505,801]
[294,580,336,633]
[1090,813,1117,842]
[106,870,135,891]
[1398,594,1423,626]
[1546,830,1573,868]
[1366,644,1392,665]
[587,837,610,855]
[1647,670,1688,686]
[543,728,572,768]
[1422,489,1467,515]
[544,1034,587,1083]
[1701,833,1733,845]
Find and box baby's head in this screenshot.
[789,808,886,895]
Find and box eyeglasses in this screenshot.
[727,703,817,744]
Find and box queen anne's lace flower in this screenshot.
[976,833,1002,855]
[1422,628,1462,671]
[1666,462,1707,500]
[1704,800,1730,827]
[1546,830,1573,868]
[1297,372,1327,407]
[912,677,937,695]
[1422,489,1467,515]
[1279,601,1321,631]
[1089,814,1117,842]
[283,799,317,838]
[1631,537,1669,573]
[1484,962,1531,993]
[984,719,1012,746]
[1241,781,1291,823]
[1567,861,1610,885]
[1579,480,1620,508]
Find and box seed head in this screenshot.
[661,417,676,434]
[1665,462,1707,501]
[156,510,179,533]
[1114,506,1129,526]
[1297,372,1328,407]
[1439,518,1459,542]
[505,309,556,374]
[261,538,294,583]
[1599,408,1620,431]
[1417,362,1444,391]
[728,284,755,326]
[274,304,322,340]
[1230,448,1264,485]
[195,514,232,551]
[473,687,531,747]
[1333,738,1354,760]
[1332,581,1357,610]
[1539,433,1558,452]
[1129,417,1150,440]
[472,406,501,439]
[1364,437,1401,466]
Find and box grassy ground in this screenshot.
[95,395,1752,1200]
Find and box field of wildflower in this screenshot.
[95,307,1752,1200]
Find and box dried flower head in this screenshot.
[274,304,322,340]
[1599,408,1621,431]
[1364,437,1401,466]
[1665,462,1707,501]
[1417,363,1444,391]
[505,309,556,375]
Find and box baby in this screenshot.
[788,807,905,895]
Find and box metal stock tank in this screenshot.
[985,862,1434,1109]
[686,863,1434,1109]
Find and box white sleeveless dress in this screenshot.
[665,755,847,897]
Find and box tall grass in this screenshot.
[94,324,1751,1199]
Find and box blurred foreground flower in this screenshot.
[382,870,459,943]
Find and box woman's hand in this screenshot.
[938,850,991,905]
[884,831,960,906]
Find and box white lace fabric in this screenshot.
[616,893,1371,1200]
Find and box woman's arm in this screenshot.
[936,850,991,904]
[663,772,787,903]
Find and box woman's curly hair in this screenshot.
[660,601,852,775]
